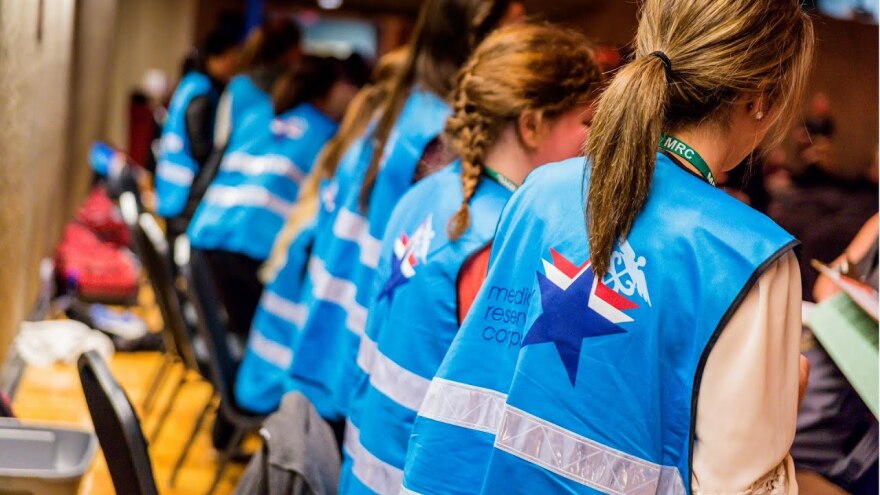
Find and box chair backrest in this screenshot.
[106,161,142,208]
[77,351,159,495]
[119,190,199,372]
[182,247,240,407]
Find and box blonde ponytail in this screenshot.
[586,0,813,277]
[586,57,669,276]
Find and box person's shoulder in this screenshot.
[522,158,585,191]
[403,163,462,205]
[512,157,586,211]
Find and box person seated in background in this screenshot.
[769,101,877,301]
[187,55,363,344]
[154,25,242,243]
[235,48,407,416]
[179,16,304,246]
[793,214,879,495]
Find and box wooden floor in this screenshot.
[11,281,248,494]
[13,352,246,494]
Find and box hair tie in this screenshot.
[649,51,673,83]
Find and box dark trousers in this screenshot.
[201,249,264,450]
[201,249,264,343]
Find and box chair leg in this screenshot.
[205,424,247,495]
[141,354,174,414]
[149,368,188,443]
[169,394,218,487]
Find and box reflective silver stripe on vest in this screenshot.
[357,336,430,411]
[417,378,507,434]
[261,290,308,327]
[248,328,292,369]
[156,161,195,186]
[222,152,305,184]
[494,405,686,495]
[344,420,404,494]
[204,185,292,217]
[307,257,367,336]
[160,132,184,153]
[333,208,382,269]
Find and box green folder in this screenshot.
[808,293,879,419]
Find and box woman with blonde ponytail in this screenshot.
[407,1,815,494]
[342,23,602,495]
[283,0,523,429]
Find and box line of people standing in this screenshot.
[156,0,818,492]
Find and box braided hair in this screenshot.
[446,23,603,240]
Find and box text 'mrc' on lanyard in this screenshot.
[658,134,716,186]
[483,167,518,192]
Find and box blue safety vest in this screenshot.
[235,221,317,414]
[286,89,451,421]
[187,103,338,261]
[404,153,798,494]
[340,163,513,495]
[155,72,218,218]
[223,74,277,151]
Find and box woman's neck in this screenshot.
[482,126,533,186]
[666,125,737,179]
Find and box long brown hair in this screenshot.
[357,0,512,211]
[271,55,346,115]
[586,0,814,276]
[237,17,301,73]
[260,49,409,283]
[446,23,602,240]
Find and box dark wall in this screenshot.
[808,16,878,177]
[566,5,878,177]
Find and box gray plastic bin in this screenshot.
[0,419,97,495]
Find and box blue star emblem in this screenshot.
[378,250,409,301]
[523,265,629,386]
[377,215,434,302]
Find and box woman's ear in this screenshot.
[517,109,545,150]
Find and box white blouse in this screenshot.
[692,251,802,494]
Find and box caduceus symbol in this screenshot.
[603,240,652,307]
[409,215,435,263]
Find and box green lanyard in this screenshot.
[483,167,518,192]
[658,134,716,186]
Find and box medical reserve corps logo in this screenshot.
[523,241,650,385]
[378,215,435,301]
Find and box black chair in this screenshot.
[121,191,203,410]
[120,191,219,485]
[183,244,266,495]
[78,350,159,495]
[105,156,143,209]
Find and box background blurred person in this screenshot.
[188,55,363,344]
[180,16,304,238]
[793,214,878,495]
[235,48,407,416]
[154,26,242,243]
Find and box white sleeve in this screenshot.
[691,251,802,495]
[213,90,233,148]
